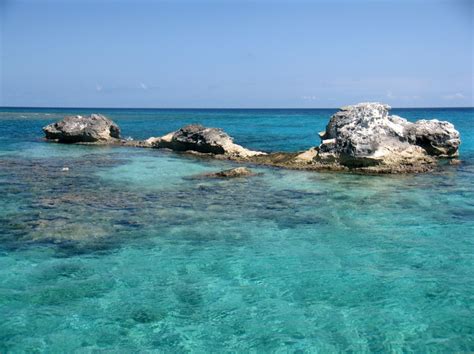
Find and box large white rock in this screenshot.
[316,102,460,168]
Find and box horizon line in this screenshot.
[1,105,473,110]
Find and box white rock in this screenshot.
[317,102,460,168]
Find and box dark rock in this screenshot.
[146,124,265,158]
[154,124,231,154]
[43,114,121,143]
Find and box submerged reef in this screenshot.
[43,103,460,174]
[200,167,258,179]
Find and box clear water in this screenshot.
[0,107,473,352]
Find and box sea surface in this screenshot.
[0,107,473,352]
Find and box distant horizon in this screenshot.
[1,105,473,110]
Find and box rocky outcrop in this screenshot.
[302,102,460,172]
[42,106,461,174]
[146,124,265,158]
[43,114,121,143]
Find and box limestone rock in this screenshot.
[313,102,460,171]
[405,119,460,157]
[43,114,120,143]
[149,124,266,158]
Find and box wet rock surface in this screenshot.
[43,114,121,143]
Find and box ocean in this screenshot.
[0,107,473,351]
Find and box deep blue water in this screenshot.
[0,107,473,351]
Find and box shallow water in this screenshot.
[0,108,473,351]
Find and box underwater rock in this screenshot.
[146,124,266,158]
[204,167,257,178]
[43,114,121,143]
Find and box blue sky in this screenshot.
[1,0,472,108]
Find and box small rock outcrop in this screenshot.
[204,167,257,178]
[146,124,265,158]
[307,102,460,172]
[43,114,121,143]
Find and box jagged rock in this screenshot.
[43,114,121,143]
[319,103,405,160]
[148,124,265,158]
[405,119,460,157]
[204,167,257,178]
[311,102,460,171]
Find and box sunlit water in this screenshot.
[0,108,473,352]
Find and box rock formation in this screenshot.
[145,124,265,158]
[43,114,121,143]
[42,103,461,174]
[305,102,460,172]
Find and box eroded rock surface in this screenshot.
[406,119,460,157]
[304,102,460,172]
[43,114,121,143]
[146,124,265,158]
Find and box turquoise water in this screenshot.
[0,108,473,352]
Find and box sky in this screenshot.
[0,0,473,108]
